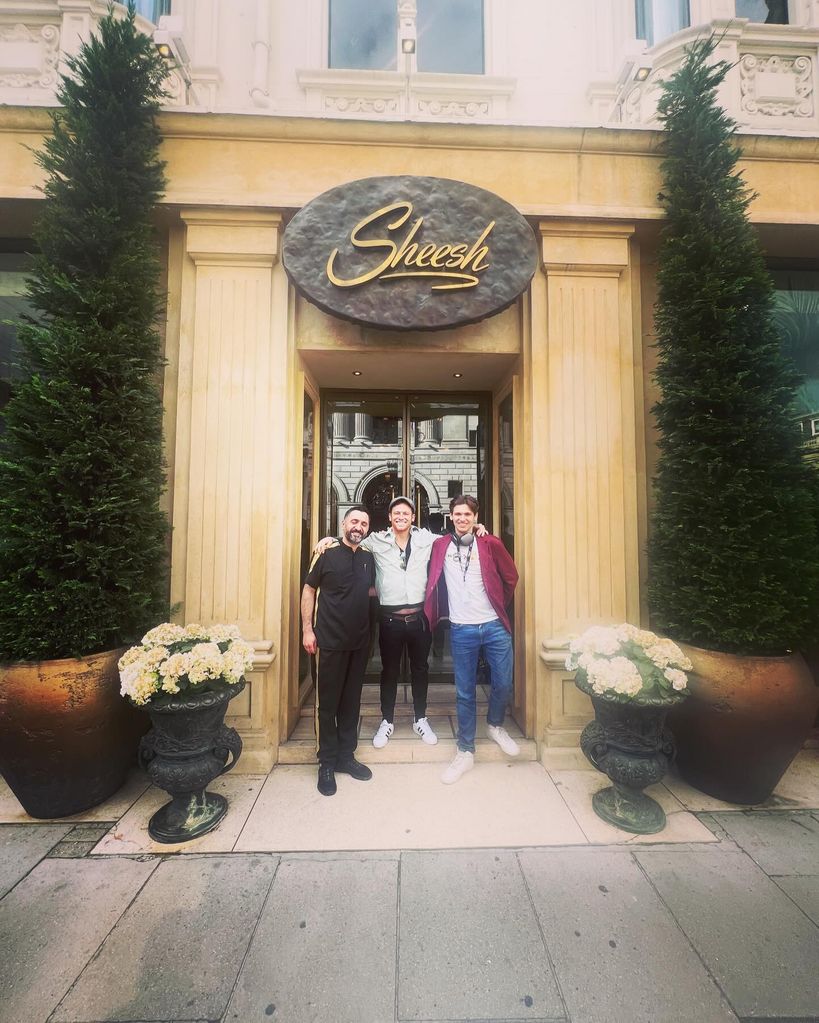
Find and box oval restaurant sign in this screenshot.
[282,175,539,332]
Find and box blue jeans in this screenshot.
[449,619,513,753]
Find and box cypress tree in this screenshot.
[0,4,169,662]
[648,38,819,656]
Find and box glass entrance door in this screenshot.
[323,393,488,535]
[323,392,489,685]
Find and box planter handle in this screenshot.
[213,723,242,776]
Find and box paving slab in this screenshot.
[0,856,156,1023]
[518,848,737,1023]
[398,849,564,1021]
[91,773,265,855]
[709,811,819,875]
[235,762,586,851]
[0,823,72,897]
[0,769,149,824]
[52,854,277,1022]
[225,856,397,1023]
[550,770,717,844]
[773,875,819,927]
[636,846,819,1019]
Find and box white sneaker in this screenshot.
[372,719,394,748]
[412,717,438,745]
[487,724,520,757]
[441,750,474,784]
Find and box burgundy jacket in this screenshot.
[424,534,519,633]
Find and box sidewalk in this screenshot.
[1,751,818,1022]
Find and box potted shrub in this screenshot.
[119,623,255,843]
[0,5,170,818]
[649,39,819,804]
[568,624,692,834]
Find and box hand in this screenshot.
[313,536,335,554]
[302,627,317,655]
[474,523,488,537]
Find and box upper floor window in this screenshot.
[132,0,171,23]
[736,0,789,22]
[416,0,484,74]
[329,0,484,74]
[635,0,690,47]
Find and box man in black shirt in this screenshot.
[301,505,376,796]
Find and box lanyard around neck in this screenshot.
[452,534,474,583]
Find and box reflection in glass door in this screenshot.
[322,393,489,686]
[323,394,488,534]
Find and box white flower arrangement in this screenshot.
[566,624,693,704]
[119,623,255,707]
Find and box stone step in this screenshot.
[277,736,539,765]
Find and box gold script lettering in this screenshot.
[326,201,494,291]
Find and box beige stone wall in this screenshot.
[3,108,819,762]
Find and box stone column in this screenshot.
[166,209,286,771]
[529,221,647,750]
[353,412,373,446]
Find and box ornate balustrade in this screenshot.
[615,18,819,133]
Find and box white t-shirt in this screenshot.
[442,538,497,625]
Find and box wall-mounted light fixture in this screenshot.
[153,15,191,86]
[611,44,653,122]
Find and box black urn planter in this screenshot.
[138,681,244,844]
[577,675,685,835]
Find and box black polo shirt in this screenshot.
[305,540,375,650]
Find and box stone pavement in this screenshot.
[1,753,818,1023]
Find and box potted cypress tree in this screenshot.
[649,38,819,805]
[0,4,169,818]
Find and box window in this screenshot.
[736,0,789,23]
[329,0,398,71]
[132,0,171,23]
[447,479,463,498]
[416,0,483,74]
[0,251,36,433]
[635,0,690,46]
[329,0,484,74]
[771,269,819,455]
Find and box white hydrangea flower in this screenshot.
[664,667,688,691]
[142,623,185,647]
[572,625,620,658]
[159,652,189,681]
[118,645,143,671]
[208,624,242,644]
[120,622,255,705]
[186,641,227,685]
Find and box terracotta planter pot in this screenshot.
[667,643,819,805]
[0,648,147,819]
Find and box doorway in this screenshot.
[322,391,491,687]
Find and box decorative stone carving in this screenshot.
[0,22,59,89]
[324,94,399,114]
[739,52,814,117]
[416,98,490,117]
[162,64,187,106]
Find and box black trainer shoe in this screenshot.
[317,764,337,796]
[335,756,373,781]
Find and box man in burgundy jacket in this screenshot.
[424,494,520,784]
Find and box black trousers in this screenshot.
[315,645,368,766]
[378,613,432,722]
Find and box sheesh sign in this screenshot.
[282,176,539,332]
